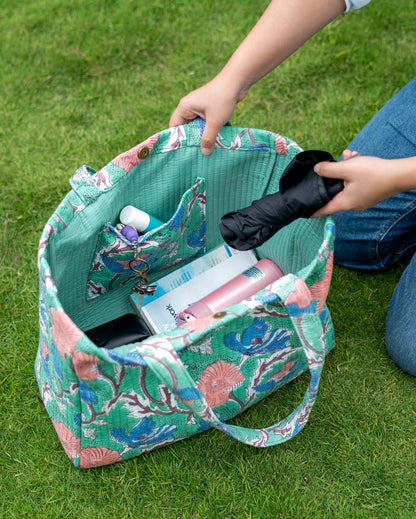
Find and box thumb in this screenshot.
[314,160,344,179]
[311,191,348,217]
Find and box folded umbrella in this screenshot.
[219,150,343,251]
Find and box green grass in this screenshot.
[1,0,415,517]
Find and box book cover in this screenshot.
[130,247,257,334]
[129,243,253,309]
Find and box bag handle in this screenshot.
[134,274,326,447]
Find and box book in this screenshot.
[129,243,252,308]
[129,245,257,334]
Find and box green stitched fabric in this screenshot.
[36,119,335,468]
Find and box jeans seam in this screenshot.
[375,202,416,269]
[388,120,416,150]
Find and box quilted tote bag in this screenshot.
[35,119,336,469]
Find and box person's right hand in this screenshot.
[312,150,416,216]
[169,76,247,155]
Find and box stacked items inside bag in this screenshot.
[86,149,340,349]
[87,201,285,346]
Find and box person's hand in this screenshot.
[169,76,248,155]
[312,150,403,216]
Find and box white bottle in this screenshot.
[120,206,164,232]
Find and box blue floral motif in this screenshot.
[187,220,206,249]
[101,254,131,274]
[255,292,278,305]
[194,117,206,135]
[39,289,48,329]
[198,420,212,433]
[172,386,203,401]
[248,144,270,152]
[253,379,281,393]
[253,360,306,393]
[111,417,176,448]
[39,338,52,384]
[40,354,51,381]
[291,418,304,438]
[107,350,147,366]
[169,206,185,231]
[308,370,321,399]
[79,381,98,404]
[320,306,333,329]
[197,411,225,433]
[311,369,321,387]
[224,318,292,356]
[286,300,316,316]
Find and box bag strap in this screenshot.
[135,274,326,447]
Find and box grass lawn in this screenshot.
[1,0,415,517]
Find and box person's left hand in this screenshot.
[312,150,401,216]
[169,75,246,155]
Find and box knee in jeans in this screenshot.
[385,317,416,377]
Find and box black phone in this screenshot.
[85,313,151,349]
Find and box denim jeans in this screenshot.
[334,77,416,376]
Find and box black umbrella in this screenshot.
[219,150,343,251]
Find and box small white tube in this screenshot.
[120,206,164,232]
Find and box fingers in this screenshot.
[169,108,222,155]
[169,105,226,155]
[169,77,240,155]
[169,100,197,128]
[342,149,355,160]
[168,109,187,128]
[201,121,223,155]
[314,149,361,178]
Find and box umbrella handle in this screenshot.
[134,274,325,447]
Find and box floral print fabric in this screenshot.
[35,119,335,468]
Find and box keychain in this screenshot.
[129,253,157,296]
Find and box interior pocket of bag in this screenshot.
[86,177,206,300]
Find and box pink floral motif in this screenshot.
[50,308,83,358]
[197,361,244,407]
[72,350,100,380]
[80,447,123,469]
[310,251,334,312]
[186,315,218,333]
[41,340,49,359]
[270,359,296,381]
[112,133,160,173]
[52,420,81,460]
[275,134,288,155]
[93,167,113,190]
[286,278,312,309]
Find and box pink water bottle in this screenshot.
[178,258,283,325]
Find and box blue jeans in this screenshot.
[334,77,416,376]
